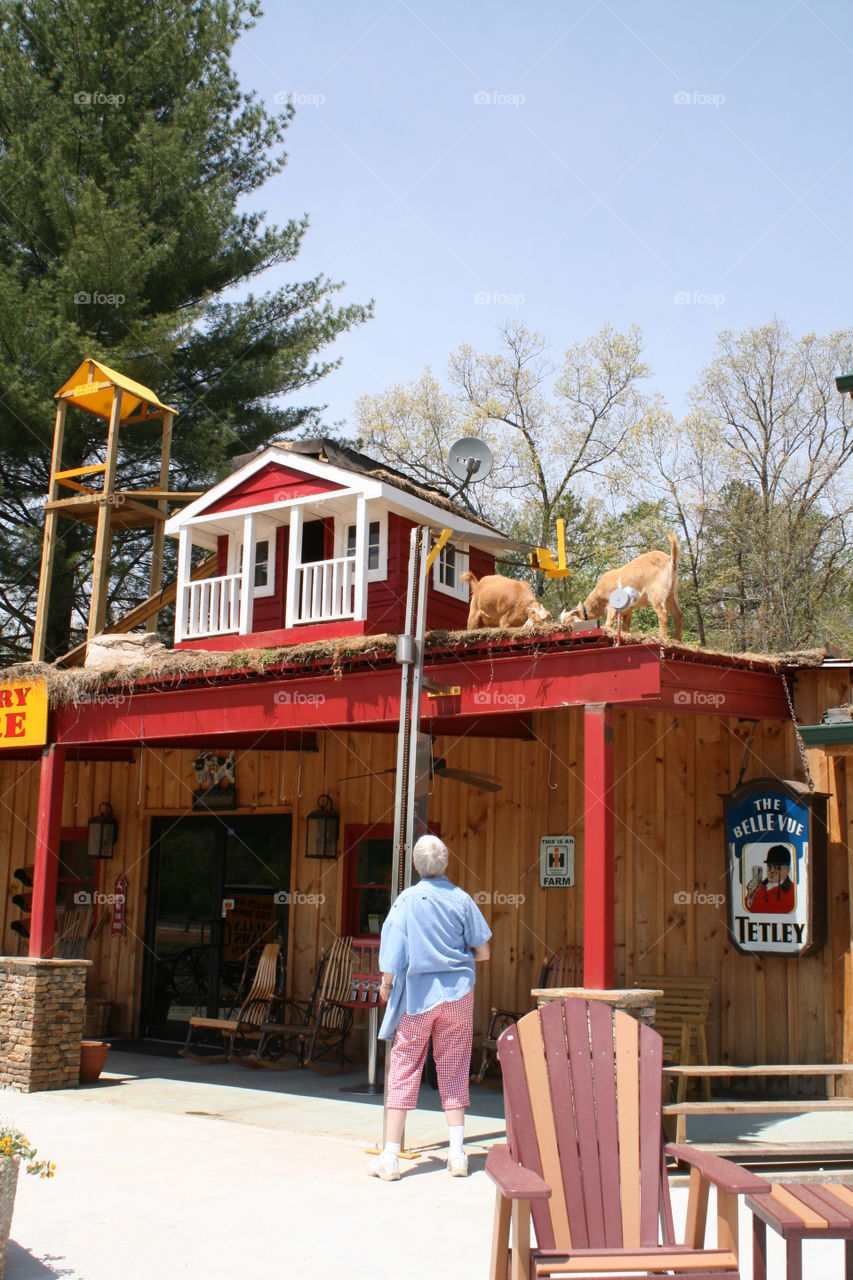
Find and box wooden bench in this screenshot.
[637,974,713,1101]
[663,1064,853,1143]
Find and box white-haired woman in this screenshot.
[368,834,491,1182]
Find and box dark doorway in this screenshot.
[141,814,292,1041]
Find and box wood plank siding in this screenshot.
[0,666,849,1071]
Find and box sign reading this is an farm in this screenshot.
[724,778,827,957]
[0,681,48,749]
[540,835,575,887]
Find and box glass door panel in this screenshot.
[144,818,221,1039]
[219,816,291,1012]
[142,814,292,1039]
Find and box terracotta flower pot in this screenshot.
[79,1040,110,1085]
[0,1157,20,1278]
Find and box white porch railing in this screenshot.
[184,573,242,639]
[296,555,356,623]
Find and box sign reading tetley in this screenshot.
[724,778,827,957]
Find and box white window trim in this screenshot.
[335,509,388,584]
[433,542,469,601]
[228,523,276,598]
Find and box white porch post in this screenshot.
[284,506,303,628]
[239,513,256,635]
[353,494,368,621]
[175,527,191,642]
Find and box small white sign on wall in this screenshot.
[540,836,575,888]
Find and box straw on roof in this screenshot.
[0,624,831,711]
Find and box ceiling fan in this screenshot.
[340,749,502,793]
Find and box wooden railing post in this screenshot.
[238,513,255,635]
[353,494,368,621]
[175,527,190,642]
[583,702,615,989]
[284,507,302,628]
[29,744,67,958]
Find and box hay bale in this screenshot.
[85,632,167,670]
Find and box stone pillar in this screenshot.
[530,986,663,1027]
[0,958,90,1092]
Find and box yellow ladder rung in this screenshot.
[55,463,107,480]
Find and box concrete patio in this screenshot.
[1,1048,850,1278]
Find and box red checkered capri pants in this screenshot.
[385,989,474,1111]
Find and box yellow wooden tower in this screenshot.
[32,358,196,662]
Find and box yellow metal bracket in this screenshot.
[426,684,462,698]
[529,518,571,578]
[424,528,452,575]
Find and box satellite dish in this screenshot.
[447,437,493,494]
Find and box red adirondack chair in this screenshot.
[486,998,768,1280]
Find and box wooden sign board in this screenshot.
[724,778,827,957]
[222,894,275,961]
[540,835,575,887]
[0,680,48,748]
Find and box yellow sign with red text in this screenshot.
[0,681,48,748]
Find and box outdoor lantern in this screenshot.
[305,794,339,860]
[87,802,118,860]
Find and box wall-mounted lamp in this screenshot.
[87,802,118,860]
[305,794,339,860]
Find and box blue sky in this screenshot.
[230,0,852,432]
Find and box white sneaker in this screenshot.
[367,1153,400,1181]
[447,1153,468,1177]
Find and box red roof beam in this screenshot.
[52,646,663,747]
[653,660,788,719]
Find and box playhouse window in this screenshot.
[232,534,275,597]
[434,543,469,601]
[342,512,387,582]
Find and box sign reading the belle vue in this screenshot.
[724,778,827,957]
[0,681,48,749]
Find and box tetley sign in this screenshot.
[724,778,827,957]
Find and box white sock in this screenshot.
[383,1141,401,1160]
[448,1126,465,1159]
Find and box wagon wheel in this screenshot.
[168,946,209,1005]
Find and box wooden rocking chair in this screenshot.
[487,998,768,1280]
[254,936,356,1069]
[475,945,583,1084]
[182,941,282,1062]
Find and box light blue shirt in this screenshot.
[378,876,492,1040]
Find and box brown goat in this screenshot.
[460,571,552,629]
[560,533,682,640]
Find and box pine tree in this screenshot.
[0,0,371,660]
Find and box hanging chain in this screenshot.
[736,721,758,789]
[782,675,815,791]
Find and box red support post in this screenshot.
[29,744,66,958]
[583,703,615,989]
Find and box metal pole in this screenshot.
[379,525,432,1152]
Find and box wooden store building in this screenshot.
[1,361,853,1093]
